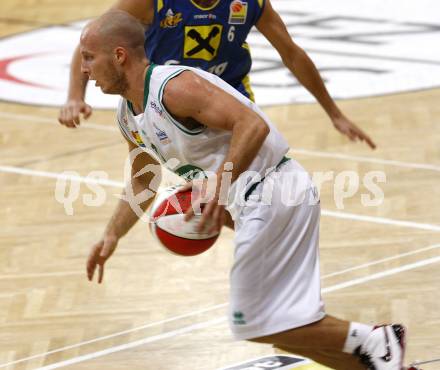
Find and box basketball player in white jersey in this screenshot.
[80,11,412,370]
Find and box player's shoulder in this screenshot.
[116,97,135,128]
[148,65,197,92]
[149,64,187,77]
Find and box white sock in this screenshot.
[342,322,373,354]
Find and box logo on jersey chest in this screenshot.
[174,164,207,180]
[194,13,217,20]
[150,100,163,116]
[160,8,183,28]
[229,0,248,24]
[153,122,171,145]
[184,24,223,61]
[131,131,146,148]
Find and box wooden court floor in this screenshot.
[0,1,439,369]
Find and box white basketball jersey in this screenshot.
[117,64,289,211]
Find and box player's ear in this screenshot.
[114,47,127,65]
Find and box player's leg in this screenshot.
[274,344,365,370]
[250,315,364,369]
[229,161,327,344]
[251,315,349,350]
[251,316,406,369]
[230,161,406,370]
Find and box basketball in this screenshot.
[149,185,219,256]
[231,1,243,12]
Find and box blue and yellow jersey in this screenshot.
[145,0,266,101]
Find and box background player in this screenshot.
[59,0,376,149]
[80,10,408,370]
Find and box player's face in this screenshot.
[80,32,128,95]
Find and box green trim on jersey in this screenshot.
[126,65,156,115]
[157,68,206,136]
[144,63,156,110]
[174,164,207,180]
[117,116,133,143]
[244,156,291,201]
[127,100,135,115]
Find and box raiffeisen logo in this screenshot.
[0,0,439,108]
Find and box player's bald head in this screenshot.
[82,10,146,59]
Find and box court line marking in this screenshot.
[0,111,117,132]
[322,243,440,278]
[289,148,440,172]
[18,140,122,167]
[0,271,84,280]
[0,165,124,188]
[321,209,440,232]
[35,317,228,370]
[0,305,228,369]
[2,243,439,369]
[8,239,434,282]
[322,255,440,293]
[2,110,440,172]
[26,254,440,370]
[1,165,440,232]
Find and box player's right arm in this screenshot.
[58,0,154,128]
[86,138,161,284]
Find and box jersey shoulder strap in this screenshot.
[116,98,138,145]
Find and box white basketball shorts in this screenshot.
[229,159,326,340]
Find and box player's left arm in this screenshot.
[256,0,376,149]
[163,71,270,232]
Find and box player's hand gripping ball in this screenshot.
[149,185,219,256]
